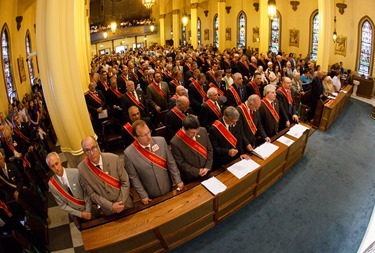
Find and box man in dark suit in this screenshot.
[106,77,123,122]
[165,96,193,141]
[117,65,130,94]
[237,55,251,80]
[276,77,299,131]
[78,136,133,215]
[258,84,289,138]
[209,106,251,169]
[245,72,263,98]
[307,71,326,121]
[199,87,224,130]
[0,152,24,203]
[46,152,93,219]
[85,82,108,135]
[170,115,213,183]
[237,94,270,149]
[226,73,247,107]
[96,70,109,92]
[188,73,208,115]
[147,72,171,111]
[124,120,184,205]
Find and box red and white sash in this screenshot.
[212,120,237,148]
[126,92,145,110]
[151,82,167,100]
[49,177,85,208]
[123,122,134,139]
[190,79,207,100]
[170,79,180,87]
[99,79,109,90]
[240,60,250,70]
[249,81,261,97]
[130,70,139,80]
[176,130,207,159]
[137,69,145,78]
[87,92,102,105]
[262,99,280,123]
[110,87,122,99]
[85,158,121,189]
[205,100,222,118]
[13,127,31,144]
[208,82,224,96]
[278,86,293,104]
[229,86,242,105]
[171,107,186,121]
[207,70,215,81]
[132,141,167,170]
[121,74,128,83]
[239,104,257,135]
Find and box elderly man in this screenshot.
[169,85,187,109]
[106,76,123,121]
[124,120,184,205]
[85,82,108,135]
[165,96,193,141]
[245,72,263,98]
[170,115,213,183]
[258,84,289,138]
[46,152,93,219]
[277,77,299,131]
[237,94,270,149]
[168,70,184,95]
[226,73,248,107]
[188,73,208,115]
[209,106,251,169]
[199,87,224,130]
[78,136,133,215]
[147,72,171,111]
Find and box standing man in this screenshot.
[199,87,224,130]
[124,120,184,205]
[170,115,213,183]
[78,136,133,215]
[46,152,93,219]
[226,73,247,107]
[147,72,171,111]
[165,96,192,141]
[277,77,299,131]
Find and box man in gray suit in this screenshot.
[46,152,92,219]
[170,115,213,183]
[124,120,184,205]
[146,72,171,111]
[78,136,133,215]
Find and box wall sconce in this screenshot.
[336,3,347,15]
[253,3,259,12]
[204,10,209,17]
[16,16,23,31]
[150,24,155,32]
[290,1,300,11]
[110,21,117,34]
[225,6,231,14]
[333,16,337,42]
[182,14,189,27]
[268,0,277,20]
[103,32,108,39]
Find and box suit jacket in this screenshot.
[147,81,171,110]
[209,119,249,169]
[226,84,247,107]
[48,168,92,218]
[258,99,288,138]
[124,137,182,199]
[276,89,297,129]
[105,88,122,109]
[85,90,107,119]
[121,89,157,119]
[0,163,24,201]
[311,76,324,103]
[199,100,224,130]
[170,127,213,183]
[78,153,133,216]
[188,82,208,115]
[117,74,128,94]
[165,107,193,141]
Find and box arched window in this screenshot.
[213,14,219,47]
[197,18,201,46]
[25,30,35,86]
[238,12,246,48]
[357,17,374,76]
[270,12,281,53]
[182,25,187,46]
[1,24,17,102]
[310,10,319,61]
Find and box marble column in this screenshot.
[259,0,271,54]
[190,2,199,49]
[317,0,333,71]
[172,9,181,48]
[217,0,226,51]
[159,14,166,47]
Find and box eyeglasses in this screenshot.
[84,145,99,154]
[137,130,152,138]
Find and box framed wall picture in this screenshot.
[334,35,347,56]
[289,29,299,47]
[204,29,209,41]
[225,27,231,41]
[253,27,260,42]
[17,57,26,83]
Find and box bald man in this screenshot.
[165,96,193,141]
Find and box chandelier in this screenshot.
[268,0,277,20]
[142,0,156,9]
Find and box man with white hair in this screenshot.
[199,87,224,130]
[226,73,247,107]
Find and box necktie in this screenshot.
[250,110,254,120]
[132,91,138,101]
[145,146,151,152]
[96,165,102,171]
[239,88,243,100]
[61,177,73,196]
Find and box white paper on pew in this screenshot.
[201,177,227,195]
[340,90,347,94]
[277,135,295,147]
[252,142,279,160]
[328,95,337,100]
[287,124,308,138]
[227,158,260,179]
[357,205,375,253]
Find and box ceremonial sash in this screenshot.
[90,75,97,84]
[132,141,167,170]
[171,94,179,100]
[0,200,11,216]
[278,86,293,104]
[190,80,207,100]
[151,82,167,100]
[171,107,186,121]
[137,69,145,78]
[110,87,122,98]
[85,158,121,189]
[250,63,257,70]
[250,81,261,97]
[123,122,134,139]
[164,71,173,80]
[126,92,145,110]
[131,70,139,80]
[212,120,237,148]
[185,63,192,71]
[208,70,215,81]
[170,79,179,87]
[13,127,31,144]
[121,74,128,83]
[208,82,224,96]
[240,61,250,70]
[88,92,102,105]
[229,86,242,105]
[239,104,257,135]
[205,100,222,118]
[49,177,85,208]
[176,130,207,159]
[262,99,280,123]
[0,174,17,189]
[100,79,109,90]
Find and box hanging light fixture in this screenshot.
[268,0,277,20]
[150,24,155,32]
[103,32,108,39]
[142,0,156,9]
[110,21,117,33]
[333,16,337,42]
[182,14,189,27]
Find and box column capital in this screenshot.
[218,0,226,2]
[173,9,180,15]
[160,14,166,19]
[191,3,199,9]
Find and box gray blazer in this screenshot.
[146,81,171,110]
[124,137,182,199]
[48,168,92,218]
[78,153,133,215]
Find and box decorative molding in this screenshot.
[204,10,209,17]
[16,16,23,31]
[336,3,347,15]
[191,3,199,9]
[253,3,259,12]
[290,1,300,11]
[172,9,180,15]
[160,14,166,19]
[225,6,231,14]
[218,0,226,2]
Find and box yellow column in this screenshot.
[36,0,94,165]
[172,9,181,48]
[259,0,271,54]
[159,14,166,47]
[218,0,226,52]
[317,0,333,71]
[190,2,199,49]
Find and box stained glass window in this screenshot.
[197,18,201,46]
[25,30,35,86]
[358,20,373,76]
[1,24,16,102]
[238,12,246,48]
[213,14,219,48]
[182,25,187,46]
[311,12,319,61]
[270,15,280,53]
